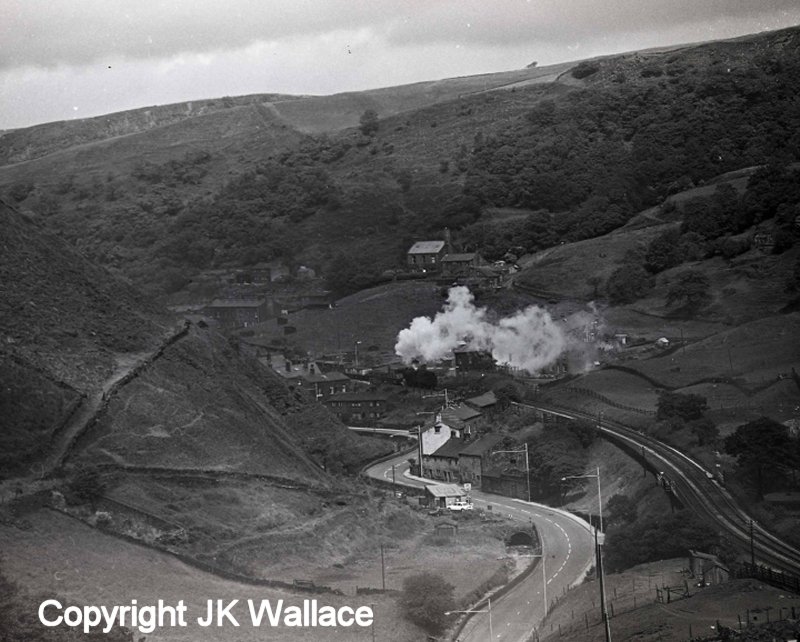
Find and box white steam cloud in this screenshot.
[394,286,565,374]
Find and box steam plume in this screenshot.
[394,287,565,374]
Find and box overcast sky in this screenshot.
[1,1,799,131]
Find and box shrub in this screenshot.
[400,572,455,634]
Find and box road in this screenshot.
[365,455,595,642]
[519,402,800,577]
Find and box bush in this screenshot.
[400,572,455,634]
[572,62,599,79]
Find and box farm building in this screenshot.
[407,241,447,272]
[425,484,466,508]
[441,252,482,277]
[325,393,388,422]
[203,299,272,328]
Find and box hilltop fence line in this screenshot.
[564,386,657,416]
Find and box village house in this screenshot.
[457,433,504,486]
[420,420,462,456]
[261,355,353,401]
[233,263,272,285]
[441,252,482,277]
[202,298,272,328]
[325,392,388,422]
[440,403,483,435]
[422,432,504,488]
[300,371,353,400]
[407,240,447,272]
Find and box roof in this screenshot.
[430,439,467,459]
[425,484,465,498]
[303,371,350,384]
[459,433,504,457]
[466,391,498,408]
[207,299,265,308]
[441,253,476,263]
[471,266,501,277]
[325,392,388,402]
[442,404,482,423]
[408,241,446,254]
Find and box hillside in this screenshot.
[0,26,798,299]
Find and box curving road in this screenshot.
[365,455,595,642]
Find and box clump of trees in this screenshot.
[725,416,800,498]
[528,419,597,500]
[400,572,455,635]
[605,509,719,572]
[654,391,718,447]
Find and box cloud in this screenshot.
[3,0,798,70]
[0,0,396,69]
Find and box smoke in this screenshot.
[394,286,565,374]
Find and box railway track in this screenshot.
[516,401,800,576]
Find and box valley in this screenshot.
[2,21,800,642]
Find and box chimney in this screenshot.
[285,359,291,373]
[309,364,315,374]
[444,227,453,253]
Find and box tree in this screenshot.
[587,275,603,299]
[607,494,637,525]
[656,391,708,421]
[725,417,797,498]
[666,269,711,311]
[606,264,652,304]
[400,572,455,634]
[359,109,379,136]
[605,509,718,572]
[645,228,683,273]
[688,417,718,446]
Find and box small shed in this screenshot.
[434,520,459,538]
[425,484,466,508]
[466,391,498,410]
[688,550,730,586]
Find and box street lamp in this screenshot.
[445,597,492,642]
[561,466,610,642]
[561,466,603,533]
[492,443,531,503]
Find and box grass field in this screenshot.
[627,313,800,393]
[0,509,422,642]
[541,566,800,642]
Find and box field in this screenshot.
[515,223,673,300]
[0,509,419,642]
[541,561,800,642]
[1,503,520,641]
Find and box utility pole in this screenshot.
[749,519,755,567]
[596,528,612,642]
[391,464,396,492]
[524,443,531,504]
[380,543,386,590]
[416,426,425,478]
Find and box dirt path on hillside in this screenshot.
[0,322,191,503]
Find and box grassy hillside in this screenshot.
[1,27,798,298]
